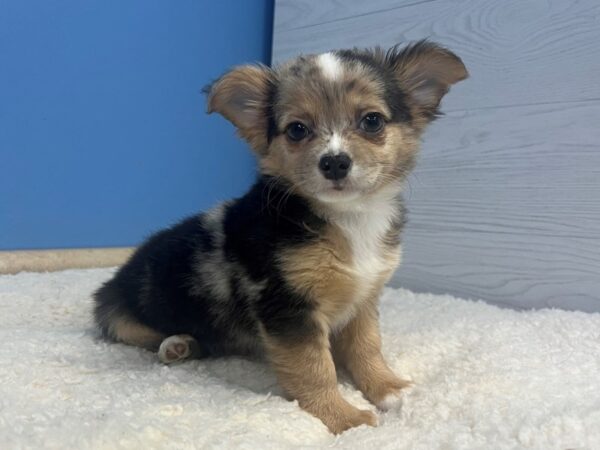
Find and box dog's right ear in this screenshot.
[206,64,276,153]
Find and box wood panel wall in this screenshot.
[273,0,600,311]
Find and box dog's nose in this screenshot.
[318,153,352,180]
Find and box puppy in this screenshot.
[94,40,467,434]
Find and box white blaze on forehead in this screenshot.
[317,52,343,80]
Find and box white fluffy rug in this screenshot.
[1,268,599,449]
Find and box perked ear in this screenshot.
[206,64,275,153]
[387,40,468,121]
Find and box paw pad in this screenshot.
[158,335,196,364]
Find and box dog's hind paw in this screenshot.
[157,334,199,364]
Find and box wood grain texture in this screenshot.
[273,0,437,33]
[273,0,600,311]
[394,100,600,312]
[273,0,600,108]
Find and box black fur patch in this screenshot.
[93,176,326,356]
[335,49,412,123]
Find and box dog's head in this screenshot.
[207,41,467,206]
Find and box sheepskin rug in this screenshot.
[1,268,599,449]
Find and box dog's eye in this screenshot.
[286,122,310,141]
[360,113,384,133]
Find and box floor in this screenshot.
[1,268,599,449]
[0,248,132,274]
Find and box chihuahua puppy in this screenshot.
[94,40,467,434]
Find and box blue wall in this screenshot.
[0,1,274,250]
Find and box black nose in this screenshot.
[318,153,352,180]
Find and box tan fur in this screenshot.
[260,60,424,203]
[333,294,411,407]
[393,45,468,118]
[274,202,404,431]
[279,193,402,318]
[347,122,419,192]
[261,325,377,434]
[204,41,468,434]
[277,223,361,330]
[207,65,275,153]
[361,43,468,130]
[108,315,165,351]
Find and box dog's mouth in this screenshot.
[313,179,363,203]
[323,178,353,194]
[331,180,346,191]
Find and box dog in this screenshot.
[94,40,467,434]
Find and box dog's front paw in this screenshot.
[368,375,412,411]
[348,408,378,430]
[312,399,378,434]
[376,391,404,411]
[327,407,377,435]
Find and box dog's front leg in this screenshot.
[262,323,377,434]
[333,300,411,410]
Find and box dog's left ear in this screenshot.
[386,41,468,121]
[206,64,275,153]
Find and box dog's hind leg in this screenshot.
[94,282,203,363]
[108,315,165,351]
[94,282,165,351]
[101,313,203,364]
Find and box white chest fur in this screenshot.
[327,190,402,330]
[336,205,396,279]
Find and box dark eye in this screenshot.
[286,122,310,141]
[360,113,384,133]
